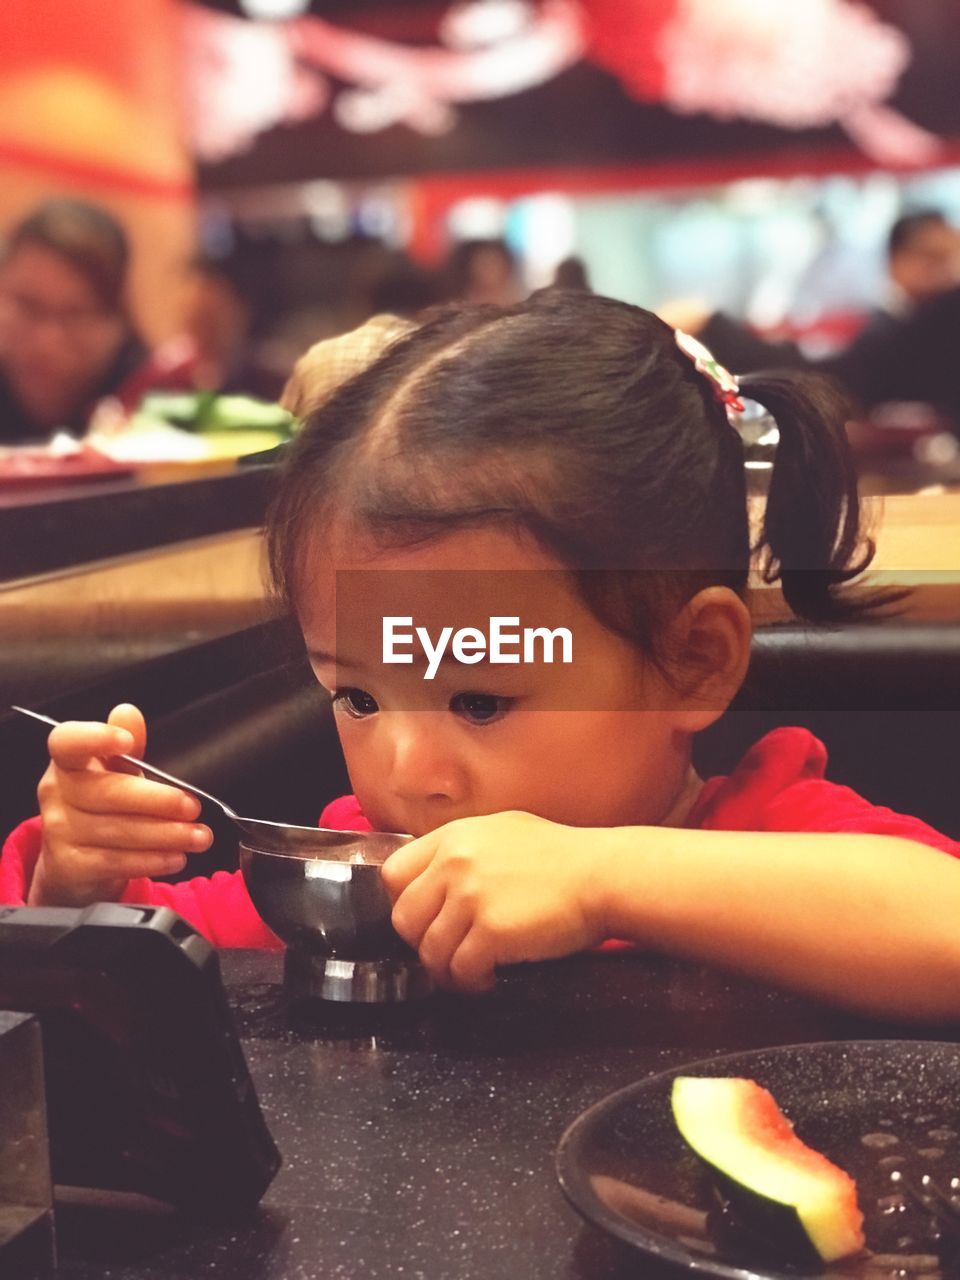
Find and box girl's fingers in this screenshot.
[74,848,191,880]
[390,870,447,948]
[447,930,497,995]
[381,833,438,900]
[47,721,136,771]
[59,770,201,821]
[107,704,147,758]
[64,813,211,853]
[417,897,474,987]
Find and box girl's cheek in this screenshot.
[339,728,388,787]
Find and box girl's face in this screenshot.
[299,526,711,838]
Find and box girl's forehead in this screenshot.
[295,525,585,647]
[323,523,566,573]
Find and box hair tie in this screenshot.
[674,329,745,417]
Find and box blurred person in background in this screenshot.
[441,239,522,306]
[551,256,592,292]
[873,281,960,435]
[0,199,146,444]
[123,255,283,405]
[885,210,960,315]
[368,254,438,318]
[665,209,960,416]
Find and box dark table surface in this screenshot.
[52,949,956,1280]
[0,465,275,582]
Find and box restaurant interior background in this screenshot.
[3,0,960,481]
[5,11,960,1278]
[3,1,960,691]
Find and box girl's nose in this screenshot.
[385,716,465,806]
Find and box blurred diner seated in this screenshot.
[660,210,960,439]
[0,199,147,444]
[440,238,523,307]
[550,256,592,292]
[121,256,283,406]
[884,210,960,314]
[881,283,960,432]
[368,254,438,319]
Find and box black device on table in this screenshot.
[0,903,280,1215]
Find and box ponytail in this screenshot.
[738,369,894,623]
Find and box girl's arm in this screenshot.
[598,825,960,1022]
[384,815,960,1021]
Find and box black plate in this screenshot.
[557,1040,960,1279]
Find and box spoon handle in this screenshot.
[10,706,240,823]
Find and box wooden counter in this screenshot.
[748,490,960,622]
[0,464,275,580]
[0,529,270,638]
[0,465,279,702]
[3,492,960,650]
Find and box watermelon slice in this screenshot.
[671,1076,865,1264]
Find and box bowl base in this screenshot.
[283,947,432,1003]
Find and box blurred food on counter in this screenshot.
[87,391,296,476]
[0,392,296,491]
[0,433,133,490]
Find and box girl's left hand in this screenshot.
[381,811,608,993]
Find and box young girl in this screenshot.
[4,291,960,1020]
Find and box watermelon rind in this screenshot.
[671,1076,865,1264]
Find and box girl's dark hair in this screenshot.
[6,199,130,312]
[267,290,879,660]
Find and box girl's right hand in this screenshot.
[31,703,212,907]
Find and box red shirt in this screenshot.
[2,728,955,949]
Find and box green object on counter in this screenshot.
[140,392,297,437]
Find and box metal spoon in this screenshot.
[11,705,410,861]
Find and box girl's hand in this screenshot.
[381,811,608,993]
[31,703,212,907]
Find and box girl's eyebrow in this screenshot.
[307,649,364,669]
[308,647,495,670]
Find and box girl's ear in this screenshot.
[666,587,752,732]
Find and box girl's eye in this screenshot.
[333,688,379,718]
[450,692,513,724]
